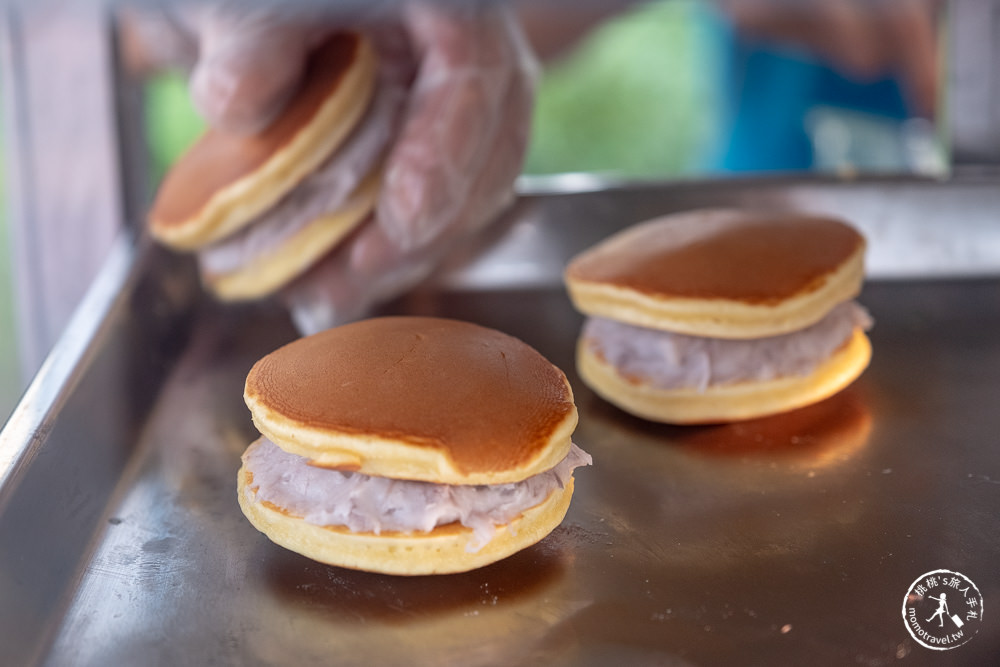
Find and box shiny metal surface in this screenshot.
[449,173,1000,291]
[0,237,199,666]
[3,182,1000,665]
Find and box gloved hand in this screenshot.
[127,2,537,334]
[284,3,537,333]
[720,0,938,116]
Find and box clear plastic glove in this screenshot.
[187,6,335,135]
[285,3,537,333]
[127,2,537,334]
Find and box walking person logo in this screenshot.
[926,593,951,628]
[902,569,983,650]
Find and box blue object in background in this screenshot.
[720,33,913,172]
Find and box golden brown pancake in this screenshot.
[245,316,578,485]
[149,32,376,250]
[577,328,871,424]
[565,209,866,339]
[238,469,576,576]
[238,316,587,574]
[201,168,380,301]
[565,209,872,423]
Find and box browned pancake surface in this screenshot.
[567,212,864,305]
[150,33,362,227]
[246,317,576,475]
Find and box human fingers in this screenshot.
[283,78,530,337]
[875,0,939,115]
[187,5,329,134]
[282,220,440,335]
[347,26,533,281]
[376,1,536,251]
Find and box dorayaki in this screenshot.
[565,209,872,424]
[237,316,592,575]
[149,32,389,301]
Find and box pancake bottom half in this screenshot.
[566,248,864,340]
[203,169,380,301]
[238,468,575,575]
[578,328,871,424]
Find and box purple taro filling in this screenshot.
[583,301,872,391]
[243,438,592,552]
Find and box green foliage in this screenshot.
[0,78,20,421]
[525,1,725,177]
[145,71,205,184]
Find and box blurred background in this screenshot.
[0,0,949,424]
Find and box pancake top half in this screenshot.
[244,316,579,485]
[565,209,866,339]
[149,32,376,250]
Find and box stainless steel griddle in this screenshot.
[2,179,1000,666]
